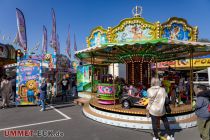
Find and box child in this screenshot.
[140,86,148,97]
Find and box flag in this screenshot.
[66,25,71,59]
[56,34,60,54]
[50,8,57,51]
[74,33,77,58]
[16,8,27,51]
[42,26,47,54]
[13,33,19,45]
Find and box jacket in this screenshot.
[146,86,167,116]
[40,83,47,100]
[195,90,210,120]
[1,80,12,97]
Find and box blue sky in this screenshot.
[0,0,210,57]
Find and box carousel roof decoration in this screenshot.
[161,17,198,41]
[76,5,210,64]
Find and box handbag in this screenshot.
[208,105,210,112]
[165,96,171,113]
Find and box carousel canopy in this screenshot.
[76,38,210,64]
[75,10,210,64]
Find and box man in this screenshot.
[61,75,69,102]
[11,76,16,102]
[194,84,210,140]
[40,78,47,111]
[0,75,12,108]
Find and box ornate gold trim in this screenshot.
[107,17,160,43]
[86,26,108,48]
[161,17,198,41]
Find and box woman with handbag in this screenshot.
[146,77,174,140]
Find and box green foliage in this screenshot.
[198,38,210,43]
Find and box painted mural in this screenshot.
[116,24,154,42]
[162,23,191,41]
[90,31,108,48]
[77,65,92,92]
[16,59,41,105]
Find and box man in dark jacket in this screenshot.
[194,84,210,140]
[40,78,47,111]
[61,75,69,102]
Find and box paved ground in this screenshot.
[0,100,201,140]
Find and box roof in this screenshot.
[75,38,210,64]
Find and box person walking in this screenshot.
[146,77,174,140]
[194,84,210,140]
[11,76,16,102]
[61,75,69,102]
[71,79,78,98]
[40,78,47,111]
[0,75,12,109]
[46,79,53,104]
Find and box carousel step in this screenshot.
[83,104,197,129]
[74,98,89,106]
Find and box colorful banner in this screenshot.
[16,59,41,105]
[16,8,27,51]
[153,58,210,69]
[66,25,71,58]
[56,34,60,54]
[50,8,57,50]
[42,26,47,54]
[74,33,77,58]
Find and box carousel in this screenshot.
[75,6,210,130]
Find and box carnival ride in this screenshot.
[75,6,210,129]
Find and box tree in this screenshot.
[198,38,210,43]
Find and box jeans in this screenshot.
[150,114,171,139]
[61,90,67,102]
[41,99,46,111]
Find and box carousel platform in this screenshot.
[79,92,197,129]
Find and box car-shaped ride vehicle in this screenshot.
[120,94,149,109]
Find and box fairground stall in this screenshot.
[15,52,71,105]
[75,6,210,129]
[0,43,17,77]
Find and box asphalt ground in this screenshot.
[0,101,201,140]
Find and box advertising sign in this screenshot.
[16,59,41,105]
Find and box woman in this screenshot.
[0,75,12,109]
[146,77,174,140]
[46,79,53,104]
[40,78,47,111]
[194,84,210,140]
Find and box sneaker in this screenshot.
[40,109,45,111]
[167,135,174,140]
[153,137,159,140]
